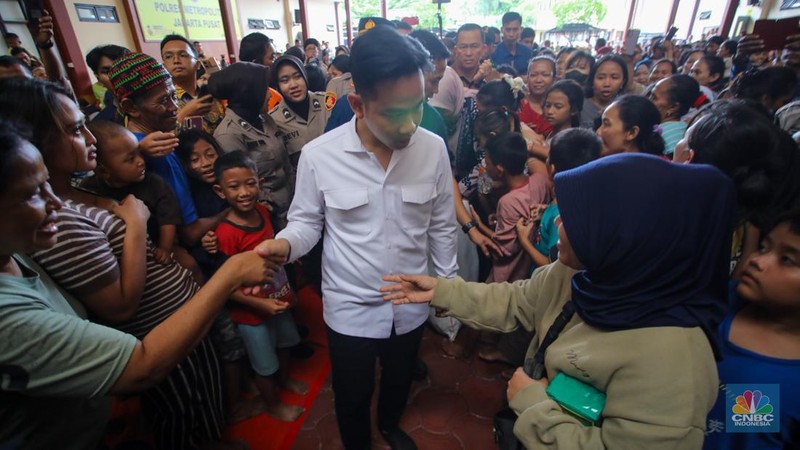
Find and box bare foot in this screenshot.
[266,402,305,422]
[227,397,267,424]
[280,377,309,395]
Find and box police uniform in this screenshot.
[213,109,294,228]
[268,91,336,163]
[325,72,354,103]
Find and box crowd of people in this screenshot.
[1,6,799,450]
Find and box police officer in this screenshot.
[269,55,334,167]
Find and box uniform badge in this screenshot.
[312,98,321,109]
[324,92,337,111]
[282,108,291,119]
[365,19,375,31]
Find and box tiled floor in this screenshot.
[292,327,509,450]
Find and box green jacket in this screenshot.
[432,261,717,450]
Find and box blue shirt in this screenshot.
[132,132,198,225]
[491,42,535,76]
[703,291,800,450]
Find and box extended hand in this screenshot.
[380,274,438,304]
[152,247,174,264]
[138,131,179,158]
[515,217,534,242]
[507,367,540,402]
[177,95,213,120]
[201,230,218,254]
[35,10,54,47]
[112,194,151,227]
[228,250,280,287]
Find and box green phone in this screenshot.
[545,372,606,427]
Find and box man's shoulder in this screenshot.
[303,119,355,157]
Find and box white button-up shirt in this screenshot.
[276,115,458,338]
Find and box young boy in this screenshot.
[479,132,551,283]
[212,150,308,422]
[516,128,602,267]
[474,131,551,367]
[82,121,180,264]
[703,213,800,450]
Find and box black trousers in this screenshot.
[326,323,425,450]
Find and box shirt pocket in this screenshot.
[400,183,436,234]
[324,188,371,236]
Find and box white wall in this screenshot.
[233,0,338,51]
[764,0,800,19]
[65,0,137,82]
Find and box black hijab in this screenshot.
[208,62,269,129]
[271,55,309,121]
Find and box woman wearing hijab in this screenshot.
[210,62,294,228]
[268,55,334,168]
[382,153,735,449]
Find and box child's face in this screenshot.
[99,134,145,186]
[188,139,219,184]
[737,222,800,309]
[214,167,260,213]
[544,90,572,128]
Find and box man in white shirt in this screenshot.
[256,26,457,450]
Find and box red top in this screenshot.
[216,203,293,325]
[519,100,552,136]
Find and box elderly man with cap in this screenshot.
[109,52,228,245]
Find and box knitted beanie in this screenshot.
[109,52,171,101]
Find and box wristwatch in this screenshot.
[37,41,54,49]
[461,220,477,234]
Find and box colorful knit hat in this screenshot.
[109,52,171,101]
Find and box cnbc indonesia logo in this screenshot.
[727,385,780,433]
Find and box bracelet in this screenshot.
[37,41,54,49]
[461,220,477,234]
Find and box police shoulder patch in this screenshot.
[324,92,337,111]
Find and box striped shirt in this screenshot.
[32,200,198,338]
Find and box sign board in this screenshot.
[133,0,225,42]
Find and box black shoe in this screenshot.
[411,358,427,381]
[289,341,315,359]
[379,427,417,450]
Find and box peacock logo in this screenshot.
[725,384,780,433]
[732,390,773,415]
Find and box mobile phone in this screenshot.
[665,26,678,42]
[753,18,800,51]
[623,29,640,56]
[201,56,221,75]
[183,116,203,130]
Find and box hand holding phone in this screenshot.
[623,29,640,56]
[665,26,678,42]
[183,116,204,131]
[201,57,221,74]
